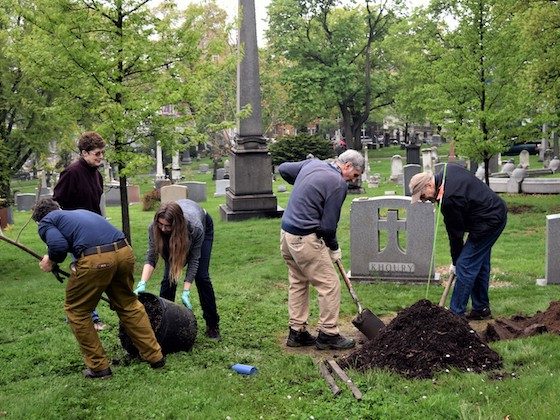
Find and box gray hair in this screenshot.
[336,149,365,172]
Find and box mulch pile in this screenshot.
[339,299,502,379]
[484,300,560,342]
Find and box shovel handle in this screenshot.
[335,259,363,314]
[438,272,455,307]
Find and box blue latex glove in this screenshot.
[133,280,147,295]
[181,290,192,310]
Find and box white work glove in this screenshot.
[329,248,342,262]
[133,280,147,295]
[449,264,456,275]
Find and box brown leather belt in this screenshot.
[81,239,129,257]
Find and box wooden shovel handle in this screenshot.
[438,272,455,307]
[335,259,363,313]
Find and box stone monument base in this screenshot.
[349,272,441,283]
[219,203,283,222]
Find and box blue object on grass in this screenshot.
[231,364,258,375]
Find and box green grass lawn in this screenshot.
[1,151,560,419]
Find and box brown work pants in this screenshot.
[280,230,341,335]
[65,245,162,371]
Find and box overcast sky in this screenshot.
[177,0,430,45]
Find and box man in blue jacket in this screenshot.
[409,163,508,319]
[33,198,164,379]
[279,150,364,350]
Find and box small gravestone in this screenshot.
[507,166,526,193]
[198,164,209,174]
[181,150,192,164]
[421,149,433,171]
[349,196,435,282]
[100,193,107,217]
[216,168,226,180]
[155,179,172,190]
[105,185,141,205]
[161,185,189,203]
[224,159,230,176]
[214,179,230,197]
[179,181,206,202]
[431,134,442,146]
[539,138,549,162]
[543,149,554,168]
[128,185,141,204]
[475,163,485,181]
[434,162,446,175]
[549,157,560,173]
[16,193,36,211]
[403,164,421,196]
[172,152,181,181]
[389,155,403,183]
[277,184,287,193]
[501,159,515,175]
[519,150,530,169]
[488,154,499,174]
[536,214,560,285]
[430,146,439,165]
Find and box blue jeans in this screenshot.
[159,213,219,329]
[449,217,507,316]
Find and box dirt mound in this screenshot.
[484,301,560,342]
[339,299,502,379]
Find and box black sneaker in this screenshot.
[286,328,316,347]
[206,326,221,341]
[83,367,112,379]
[150,357,166,369]
[315,331,355,350]
[466,307,492,320]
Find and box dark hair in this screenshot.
[32,198,61,222]
[152,202,190,283]
[78,131,105,152]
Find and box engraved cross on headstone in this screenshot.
[377,209,406,256]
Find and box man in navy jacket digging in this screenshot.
[409,163,508,319]
[279,150,364,350]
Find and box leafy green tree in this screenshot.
[267,0,400,150]
[0,0,75,207]
[421,0,526,182]
[516,0,560,135]
[21,0,215,240]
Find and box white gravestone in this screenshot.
[519,150,530,169]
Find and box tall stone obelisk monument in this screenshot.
[219,0,283,221]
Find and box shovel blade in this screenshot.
[352,308,385,341]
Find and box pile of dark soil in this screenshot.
[484,300,560,342]
[339,299,502,379]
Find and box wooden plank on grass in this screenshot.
[318,361,341,396]
[327,360,363,400]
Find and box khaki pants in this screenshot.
[280,230,340,335]
[65,246,162,371]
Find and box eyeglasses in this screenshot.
[88,150,105,157]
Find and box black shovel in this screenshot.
[335,260,385,340]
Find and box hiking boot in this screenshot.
[150,357,166,369]
[315,331,355,350]
[466,307,492,320]
[286,328,316,347]
[83,367,112,379]
[206,326,221,341]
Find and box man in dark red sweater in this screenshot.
[54,131,106,330]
